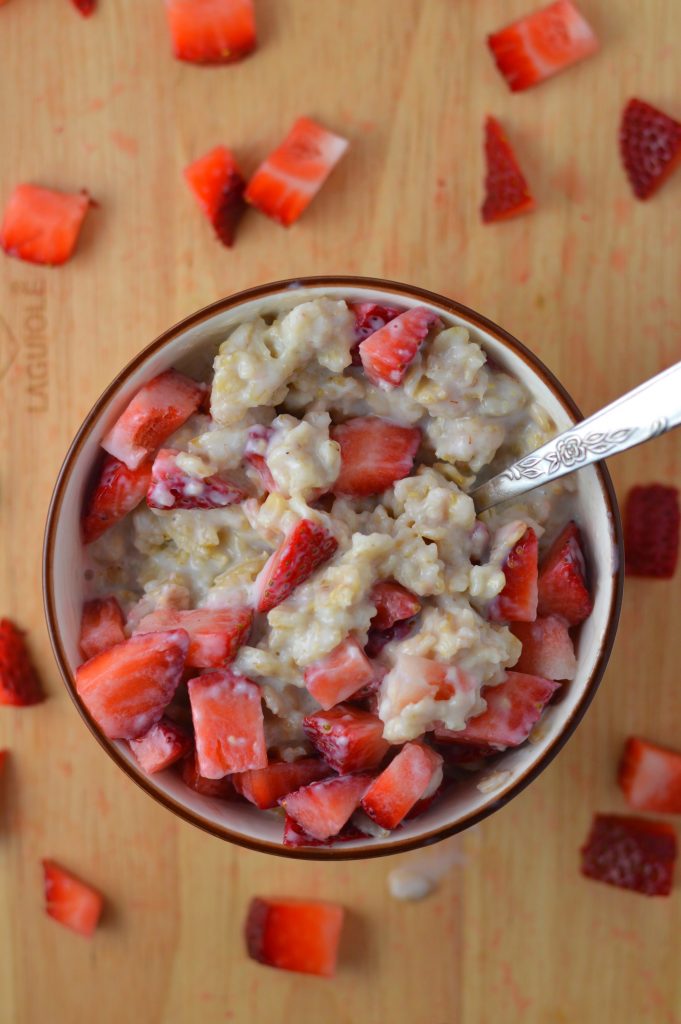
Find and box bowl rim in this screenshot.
[43,275,624,860]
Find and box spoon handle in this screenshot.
[471,360,681,513]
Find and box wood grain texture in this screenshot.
[1,1,680,1022]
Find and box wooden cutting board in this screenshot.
[1,1,680,1021]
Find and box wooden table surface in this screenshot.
[1,1,680,1021]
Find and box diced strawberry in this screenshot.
[81,455,152,544]
[79,597,126,660]
[147,448,246,510]
[42,860,103,937]
[432,739,499,764]
[358,307,442,387]
[364,617,417,658]
[620,99,681,201]
[370,581,421,631]
[303,705,390,773]
[618,737,681,814]
[0,619,44,706]
[101,369,205,471]
[75,630,188,739]
[233,757,332,810]
[304,637,375,710]
[244,426,277,492]
[481,117,535,223]
[512,616,576,680]
[164,0,256,64]
[331,417,420,497]
[281,774,372,841]
[135,606,251,668]
[349,303,403,364]
[381,654,462,717]
[537,521,592,624]
[361,743,443,830]
[580,814,677,897]
[245,897,344,977]
[489,528,538,622]
[245,117,348,227]
[70,0,95,14]
[487,0,599,93]
[282,815,367,848]
[624,484,679,578]
[405,781,444,820]
[184,145,246,247]
[435,671,559,749]
[0,185,91,266]
[188,669,266,778]
[129,717,192,774]
[255,519,338,613]
[180,751,234,798]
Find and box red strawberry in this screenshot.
[487,0,598,93]
[618,737,681,814]
[79,597,126,660]
[432,740,499,765]
[358,307,442,387]
[349,302,403,364]
[164,0,256,64]
[512,616,576,680]
[370,581,421,630]
[254,519,338,613]
[180,751,234,799]
[361,743,443,830]
[70,0,95,14]
[624,484,679,578]
[245,117,348,227]
[331,417,420,497]
[42,860,103,937]
[147,448,246,511]
[81,455,152,544]
[282,815,367,848]
[281,774,372,841]
[135,606,251,668]
[304,637,375,710]
[489,528,538,622]
[364,617,417,658]
[303,705,390,773]
[0,619,44,706]
[129,717,192,774]
[245,897,344,977]
[244,425,277,492]
[101,369,205,471]
[537,521,592,624]
[580,814,677,897]
[435,671,559,749]
[620,99,681,200]
[481,118,535,224]
[233,757,332,810]
[0,185,91,266]
[184,145,246,247]
[75,630,188,739]
[188,669,266,778]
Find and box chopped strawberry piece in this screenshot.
[481,117,535,223]
[184,145,246,247]
[79,597,126,660]
[620,99,681,200]
[281,774,372,841]
[81,455,152,544]
[361,743,443,830]
[233,757,332,809]
[489,528,538,622]
[618,737,681,814]
[245,897,344,977]
[487,0,598,93]
[580,814,677,897]
[101,369,205,471]
[435,671,559,749]
[75,630,188,739]
[147,448,246,510]
[164,0,256,64]
[244,425,277,492]
[135,606,251,668]
[370,581,421,631]
[245,117,348,227]
[0,184,91,266]
[358,307,442,387]
[188,669,266,778]
[129,717,192,774]
[432,740,499,764]
[364,617,417,658]
[304,637,375,710]
[0,619,44,706]
[70,0,95,14]
[42,860,103,937]
[512,616,576,680]
[255,519,338,613]
[331,417,420,497]
[381,655,463,719]
[624,484,679,578]
[303,705,390,773]
[282,815,367,848]
[349,303,403,364]
[180,751,234,798]
[537,521,592,624]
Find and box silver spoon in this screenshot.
[470,360,681,513]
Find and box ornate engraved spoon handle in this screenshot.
[471,360,681,513]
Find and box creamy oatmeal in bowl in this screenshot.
[43,278,623,858]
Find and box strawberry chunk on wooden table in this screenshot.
[512,616,576,680]
[580,814,677,897]
[331,417,421,497]
[135,606,252,668]
[81,455,152,544]
[303,705,390,773]
[184,145,246,247]
[481,118,535,224]
[254,518,338,613]
[129,717,192,774]
[70,0,96,15]
[164,0,256,64]
[0,619,44,706]
[147,448,246,510]
[361,743,443,830]
[42,860,103,937]
[489,527,538,622]
[620,99,681,201]
[0,184,91,266]
[233,758,332,810]
[245,898,344,977]
[79,597,126,660]
[188,669,266,778]
[358,307,442,387]
[281,774,372,841]
[537,521,592,624]
[624,484,679,578]
[304,637,375,710]
[618,737,681,814]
